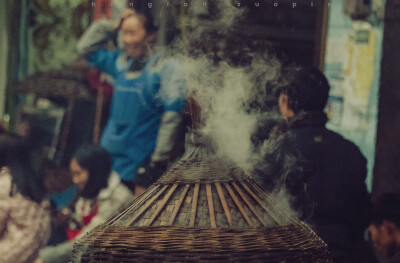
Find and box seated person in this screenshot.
[254,67,372,262]
[37,144,133,263]
[0,133,51,263]
[369,193,400,263]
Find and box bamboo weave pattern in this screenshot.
[70,148,332,262]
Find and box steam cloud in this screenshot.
[161,0,279,171]
[157,0,300,222]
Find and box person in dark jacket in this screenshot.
[369,193,400,263]
[254,67,374,262]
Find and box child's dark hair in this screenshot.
[0,133,46,203]
[72,144,111,199]
[371,193,400,227]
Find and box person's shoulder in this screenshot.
[0,167,10,178]
[98,172,132,200]
[325,129,363,151]
[151,53,182,73]
[97,172,119,199]
[324,129,366,161]
[112,172,133,198]
[0,167,12,197]
[115,52,129,70]
[272,125,300,150]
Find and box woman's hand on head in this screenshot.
[114,8,136,30]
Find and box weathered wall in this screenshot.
[324,0,384,191]
[372,0,400,200]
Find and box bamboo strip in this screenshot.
[239,181,282,225]
[168,184,190,225]
[224,183,254,227]
[215,182,232,227]
[127,185,168,226]
[107,185,160,225]
[232,181,267,227]
[206,184,216,229]
[147,184,179,226]
[189,183,200,227]
[249,181,288,219]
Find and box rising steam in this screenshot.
[156,0,301,221]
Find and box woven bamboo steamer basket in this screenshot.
[70,96,332,263]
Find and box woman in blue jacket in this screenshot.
[77,8,185,195]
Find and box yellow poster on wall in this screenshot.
[345,22,375,113]
[355,28,375,101]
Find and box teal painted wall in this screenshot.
[324,0,384,191]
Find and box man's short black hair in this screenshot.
[277,67,330,113]
[371,193,400,227]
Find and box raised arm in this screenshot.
[76,19,120,78]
